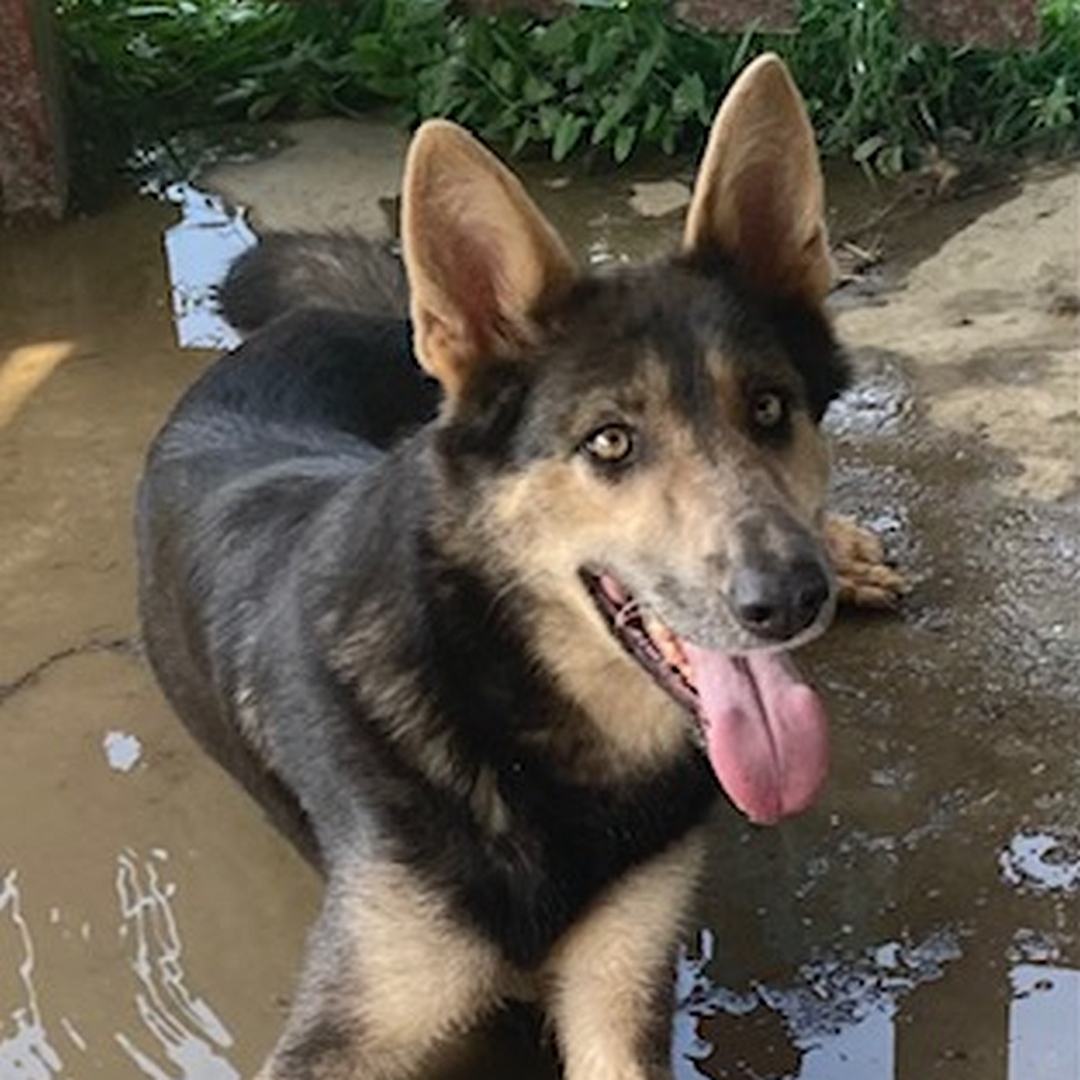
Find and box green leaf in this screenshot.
[248,90,283,122]
[629,34,664,90]
[536,18,577,60]
[492,58,515,94]
[552,113,586,161]
[538,104,561,138]
[593,87,633,144]
[879,143,905,177]
[523,72,555,104]
[672,72,705,120]
[584,33,617,78]
[614,122,637,162]
[511,119,535,154]
[853,134,886,163]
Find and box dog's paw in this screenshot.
[825,514,909,609]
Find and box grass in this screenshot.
[58,0,1080,179]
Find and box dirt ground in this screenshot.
[0,119,1077,1080]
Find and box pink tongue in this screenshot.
[681,643,828,825]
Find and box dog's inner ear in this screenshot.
[683,53,832,306]
[402,120,578,400]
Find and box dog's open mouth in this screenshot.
[582,569,828,825]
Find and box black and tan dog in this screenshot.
[137,54,901,1080]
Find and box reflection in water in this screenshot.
[103,731,144,774]
[823,350,912,440]
[1000,830,1080,896]
[673,926,959,1080]
[1010,965,1080,1080]
[674,926,1079,1080]
[162,184,256,352]
[0,855,241,1080]
[115,851,239,1080]
[0,871,64,1080]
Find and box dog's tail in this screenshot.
[217,232,409,335]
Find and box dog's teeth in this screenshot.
[614,602,640,630]
[646,618,682,664]
[645,617,692,681]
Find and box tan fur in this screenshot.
[260,859,512,1080]
[683,53,833,305]
[327,602,465,793]
[542,832,707,1080]
[517,592,691,779]
[402,119,577,398]
[340,860,508,1044]
[826,513,909,606]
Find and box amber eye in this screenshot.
[752,390,787,430]
[583,424,636,464]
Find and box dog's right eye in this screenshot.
[752,390,787,430]
[582,424,636,465]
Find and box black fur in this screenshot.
[676,249,850,421]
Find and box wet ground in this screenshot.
[0,119,1077,1080]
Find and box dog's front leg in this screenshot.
[541,832,706,1080]
[257,859,506,1080]
[825,513,908,608]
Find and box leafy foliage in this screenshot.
[410,0,728,163]
[57,0,1080,174]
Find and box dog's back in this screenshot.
[138,238,437,854]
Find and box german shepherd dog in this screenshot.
[137,55,899,1080]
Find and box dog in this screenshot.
[137,54,901,1080]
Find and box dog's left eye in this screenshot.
[751,391,787,431]
[583,424,636,464]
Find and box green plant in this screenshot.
[407,0,731,163]
[56,0,1080,176]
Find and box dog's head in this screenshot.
[402,55,848,823]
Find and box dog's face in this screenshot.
[460,262,843,661]
[402,55,847,822]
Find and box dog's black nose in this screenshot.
[729,559,830,641]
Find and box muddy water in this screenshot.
[1,157,1077,1080]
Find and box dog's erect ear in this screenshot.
[402,120,578,399]
[683,54,832,305]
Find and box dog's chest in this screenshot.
[412,748,718,968]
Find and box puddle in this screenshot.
[1,130,1077,1080]
[674,930,1080,1079]
[0,853,244,1080]
[103,731,143,773]
[0,870,62,1080]
[823,348,915,440]
[113,850,241,1080]
[1001,831,1080,897]
[161,183,254,351]
[674,928,964,1079]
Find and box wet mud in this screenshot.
[0,132,1077,1080]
